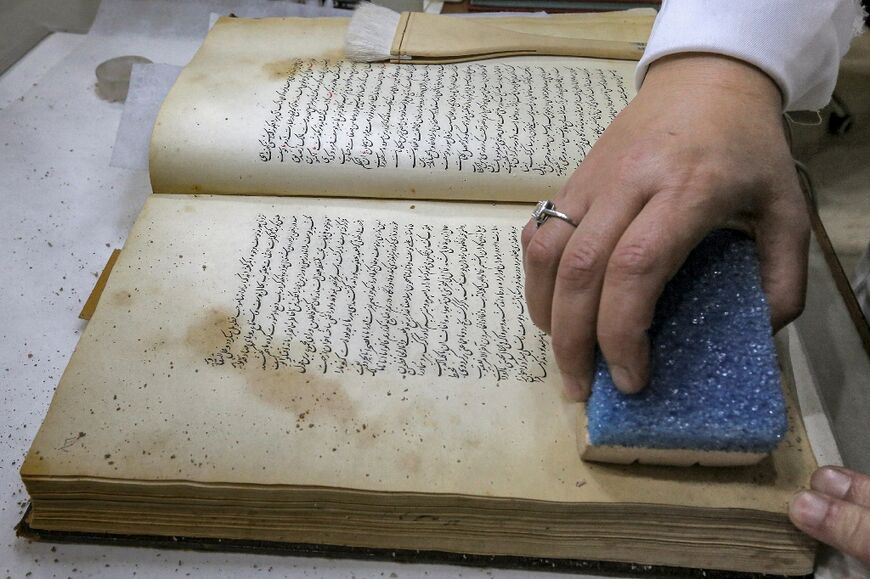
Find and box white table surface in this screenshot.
[0,1,864,577]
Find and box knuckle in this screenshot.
[551,333,587,368]
[657,185,720,216]
[597,312,650,351]
[693,162,731,189]
[557,242,607,288]
[524,234,561,271]
[596,327,628,352]
[564,166,591,190]
[609,241,658,279]
[620,141,663,170]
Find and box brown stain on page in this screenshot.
[247,367,357,425]
[184,308,231,356]
[263,59,302,80]
[183,308,359,426]
[108,289,134,307]
[262,56,346,81]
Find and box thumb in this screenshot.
[789,467,870,565]
[754,195,810,331]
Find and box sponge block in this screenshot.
[580,230,788,467]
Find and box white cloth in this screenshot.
[636,0,866,111]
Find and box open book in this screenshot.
[20,15,818,576]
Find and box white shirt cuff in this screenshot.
[635,0,866,111]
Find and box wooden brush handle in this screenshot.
[515,34,645,60]
[396,13,646,63]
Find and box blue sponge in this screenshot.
[584,230,787,459]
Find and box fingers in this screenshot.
[550,195,644,401]
[812,466,870,509]
[789,467,870,563]
[522,197,588,334]
[755,192,810,331]
[596,192,721,393]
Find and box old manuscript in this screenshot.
[22,15,817,576]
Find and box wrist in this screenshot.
[642,53,783,115]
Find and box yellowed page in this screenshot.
[149,17,637,202]
[24,194,816,513]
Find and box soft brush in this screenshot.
[344,3,646,64]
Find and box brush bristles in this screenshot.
[345,2,400,63]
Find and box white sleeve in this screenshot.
[635,0,866,111]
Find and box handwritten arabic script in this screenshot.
[206,213,549,382]
[258,60,628,177]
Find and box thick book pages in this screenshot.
[23,195,817,574]
[149,16,638,202]
[22,15,819,576]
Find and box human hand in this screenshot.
[790,466,870,565]
[521,53,809,400]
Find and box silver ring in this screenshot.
[532,200,578,228]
